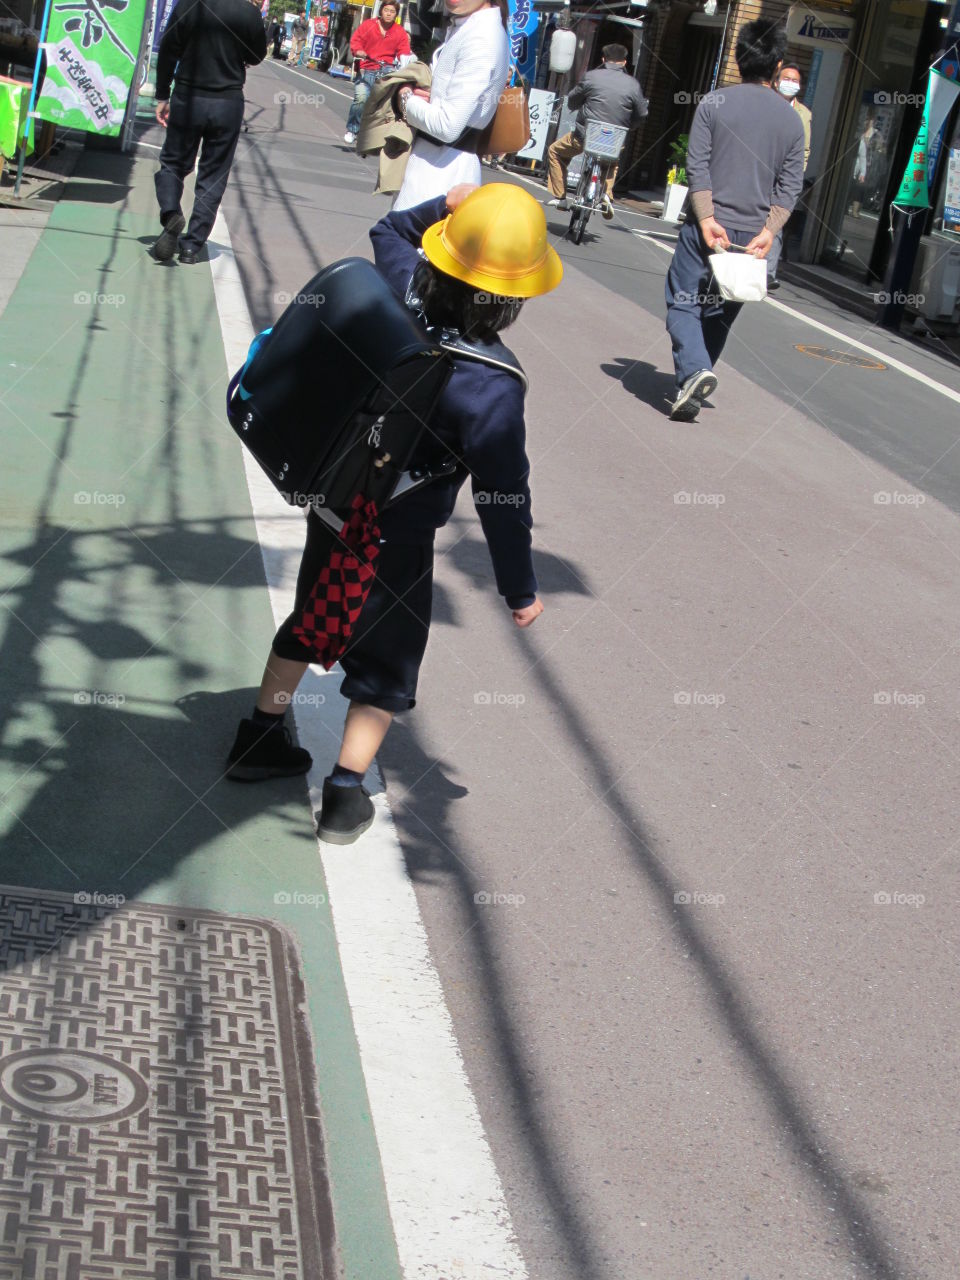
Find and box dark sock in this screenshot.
[251,707,285,730]
[329,764,364,788]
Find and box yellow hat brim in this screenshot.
[421,215,564,300]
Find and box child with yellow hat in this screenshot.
[227,184,562,844]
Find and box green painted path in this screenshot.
[0,144,401,1280]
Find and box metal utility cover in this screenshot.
[0,887,334,1280]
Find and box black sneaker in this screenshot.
[225,718,312,782]
[316,778,374,845]
[150,212,185,263]
[767,277,781,292]
[669,369,718,421]
[178,248,200,265]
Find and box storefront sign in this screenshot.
[516,88,554,161]
[151,0,177,53]
[785,5,855,47]
[893,67,960,210]
[37,0,149,135]
[508,0,539,86]
[944,146,960,232]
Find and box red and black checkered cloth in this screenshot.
[292,495,381,669]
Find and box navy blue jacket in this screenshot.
[370,196,537,609]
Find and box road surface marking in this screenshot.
[274,61,353,99]
[633,227,960,408]
[208,210,528,1280]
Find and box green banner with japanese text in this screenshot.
[892,67,960,211]
[36,0,149,136]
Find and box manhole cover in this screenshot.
[0,887,334,1279]
[795,344,886,369]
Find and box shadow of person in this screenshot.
[601,355,676,416]
[439,524,593,600]
[374,716,612,1280]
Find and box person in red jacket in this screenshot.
[344,2,411,143]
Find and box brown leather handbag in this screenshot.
[476,75,531,155]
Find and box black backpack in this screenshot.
[226,257,453,520]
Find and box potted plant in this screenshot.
[663,134,689,224]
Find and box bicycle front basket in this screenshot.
[584,121,627,160]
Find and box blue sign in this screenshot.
[311,34,328,59]
[151,0,177,53]
[508,0,539,85]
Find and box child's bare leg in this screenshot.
[337,702,394,774]
[316,701,390,845]
[256,653,309,713]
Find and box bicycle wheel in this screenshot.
[571,208,589,243]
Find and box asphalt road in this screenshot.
[203,59,960,1280]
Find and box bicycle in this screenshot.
[566,121,628,244]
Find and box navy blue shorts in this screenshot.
[272,510,433,712]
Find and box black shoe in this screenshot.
[178,248,200,265]
[316,778,374,845]
[669,369,718,421]
[150,212,185,263]
[767,276,780,292]
[226,718,312,782]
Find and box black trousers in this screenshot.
[272,511,434,713]
[155,90,244,253]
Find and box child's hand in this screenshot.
[512,598,543,628]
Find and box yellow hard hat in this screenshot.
[421,184,563,300]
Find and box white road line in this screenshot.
[632,227,960,408]
[208,210,529,1280]
[273,61,354,99]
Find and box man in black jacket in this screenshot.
[151,0,266,264]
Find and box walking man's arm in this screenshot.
[744,122,804,257]
[685,99,729,250]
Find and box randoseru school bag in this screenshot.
[226,257,454,521]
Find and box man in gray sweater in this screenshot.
[664,20,804,420]
[548,44,647,220]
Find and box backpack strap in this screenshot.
[438,331,528,393]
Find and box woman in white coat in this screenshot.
[393,0,509,211]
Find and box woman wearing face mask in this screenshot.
[393,0,509,211]
[768,64,811,288]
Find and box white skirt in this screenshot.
[393,136,482,211]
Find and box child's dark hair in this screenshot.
[412,260,524,341]
[735,20,787,83]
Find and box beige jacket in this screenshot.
[792,98,812,172]
[356,61,432,195]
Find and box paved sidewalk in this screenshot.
[0,141,399,1279]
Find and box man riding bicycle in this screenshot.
[344,1,411,144]
[548,43,647,220]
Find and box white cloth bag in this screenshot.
[708,247,768,303]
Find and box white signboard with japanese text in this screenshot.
[516,89,555,162]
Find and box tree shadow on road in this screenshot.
[378,534,909,1280]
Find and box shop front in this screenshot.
[795,0,960,324]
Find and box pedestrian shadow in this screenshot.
[438,516,592,600]
[378,720,610,1280]
[376,549,909,1280]
[601,355,676,416]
